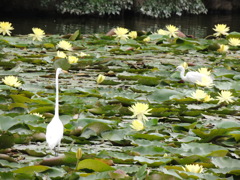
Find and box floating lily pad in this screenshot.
[77,159,115,172]
[13,165,50,175]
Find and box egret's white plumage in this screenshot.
[175,65,213,84]
[46,68,64,154]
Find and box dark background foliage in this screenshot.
[1,0,240,18]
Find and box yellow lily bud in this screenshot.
[96,74,105,84]
[76,148,82,160]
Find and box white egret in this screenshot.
[175,65,213,84]
[46,68,65,156]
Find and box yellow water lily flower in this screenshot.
[198,68,211,76]
[0,21,14,36]
[56,40,72,51]
[143,36,150,42]
[128,31,137,39]
[96,74,105,84]
[217,44,229,53]
[163,153,169,157]
[196,76,213,88]
[30,112,45,119]
[216,90,234,104]
[213,24,229,37]
[78,52,90,57]
[114,27,129,41]
[203,94,213,102]
[130,119,144,131]
[68,56,78,64]
[191,89,208,101]
[128,102,152,122]
[2,76,21,87]
[183,164,203,173]
[191,90,212,102]
[166,25,178,38]
[228,38,240,46]
[29,27,45,41]
[157,29,169,36]
[56,51,67,58]
[181,62,188,69]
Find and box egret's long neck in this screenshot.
[55,71,60,117]
[180,68,187,81]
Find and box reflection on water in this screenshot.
[2,13,240,38]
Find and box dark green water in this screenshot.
[2,13,240,38]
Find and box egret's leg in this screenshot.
[57,143,61,155]
[54,147,57,156]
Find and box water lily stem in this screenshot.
[75,159,79,171]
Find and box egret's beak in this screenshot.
[62,70,68,74]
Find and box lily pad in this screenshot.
[13,165,50,175]
[77,159,115,172]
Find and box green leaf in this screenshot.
[21,84,46,92]
[231,81,240,90]
[148,34,164,40]
[214,67,237,78]
[101,129,127,141]
[187,103,218,110]
[228,131,240,141]
[147,89,183,103]
[0,133,15,148]
[109,169,128,179]
[77,159,115,172]
[69,30,81,41]
[82,122,112,135]
[0,85,15,90]
[228,31,240,39]
[13,44,28,48]
[43,43,55,49]
[214,120,240,129]
[25,149,46,157]
[0,172,14,179]
[192,129,229,142]
[134,156,172,166]
[137,76,160,86]
[132,145,165,155]
[167,142,228,157]
[173,122,197,131]
[212,157,240,168]
[8,103,28,110]
[132,133,165,141]
[0,116,18,131]
[0,159,20,168]
[30,106,54,113]
[214,81,234,90]
[135,164,147,179]
[43,167,66,178]
[10,95,32,103]
[13,165,50,175]
[72,118,118,128]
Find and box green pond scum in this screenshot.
[0,22,239,179]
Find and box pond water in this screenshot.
[1,13,240,38]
